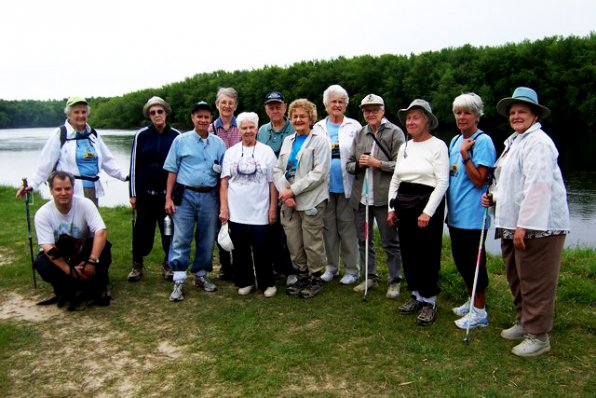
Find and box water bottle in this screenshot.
[164,215,173,236]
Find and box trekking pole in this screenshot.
[363,167,370,302]
[22,178,37,288]
[464,173,493,345]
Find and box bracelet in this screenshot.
[463,157,471,164]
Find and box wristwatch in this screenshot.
[87,257,100,265]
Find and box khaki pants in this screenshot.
[501,234,565,335]
[323,193,358,276]
[281,201,327,275]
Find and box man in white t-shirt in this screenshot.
[34,171,111,311]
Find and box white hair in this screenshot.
[452,92,484,117]
[323,84,349,106]
[216,87,238,104]
[236,112,259,127]
[64,103,91,117]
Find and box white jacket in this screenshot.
[29,121,127,198]
[312,116,361,198]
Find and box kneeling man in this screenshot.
[34,171,111,310]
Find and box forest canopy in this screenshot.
[1,34,594,170]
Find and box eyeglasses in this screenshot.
[363,108,380,114]
[150,109,165,116]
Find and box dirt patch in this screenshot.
[0,246,16,266]
[0,292,62,322]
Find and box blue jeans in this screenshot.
[169,189,218,274]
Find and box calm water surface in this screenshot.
[1,128,595,253]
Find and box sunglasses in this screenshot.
[150,109,165,116]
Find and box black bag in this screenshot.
[172,183,185,205]
[390,182,434,213]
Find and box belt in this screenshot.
[184,185,215,192]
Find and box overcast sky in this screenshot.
[2,0,594,101]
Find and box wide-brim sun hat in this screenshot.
[217,223,234,252]
[398,99,439,130]
[496,86,551,119]
[143,96,172,118]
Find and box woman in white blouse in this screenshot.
[387,99,449,326]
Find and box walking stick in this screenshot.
[363,167,370,302]
[22,178,37,288]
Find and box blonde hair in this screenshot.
[288,99,317,124]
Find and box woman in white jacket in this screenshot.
[16,96,127,206]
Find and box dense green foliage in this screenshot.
[1,34,595,170]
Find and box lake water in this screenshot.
[1,128,595,253]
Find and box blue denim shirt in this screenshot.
[163,131,226,187]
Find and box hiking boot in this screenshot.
[320,270,336,283]
[511,334,551,357]
[286,274,298,286]
[264,286,277,298]
[299,276,322,299]
[501,321,527,340]
[286,275,310,296]
[169,282,184,302]
[339,273,358,285]
[454,309,489,329]
[162,262,174,281]
[127,262,143,282]
[416,303,437,326]
[386,282,401,299]
[452,298,471,317]
[238,285,255,295]
[195,275,217,292]
[353,277,379,292]
[399,298,424,315]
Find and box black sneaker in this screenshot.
[299,276,322,299]
[416,303,437,326]
[399,298,423,315]
[286,274,309,296]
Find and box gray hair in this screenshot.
[215,87,238,104]
[236,112,259,128]
[48,170,75,188]
[323,84,349,107]
[452,92,484,117]
[64,103,91,117]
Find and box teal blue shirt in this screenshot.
[257,119,295,157]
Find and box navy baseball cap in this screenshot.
[264,91,285,104]
[191,100,212,113]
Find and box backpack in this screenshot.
[53,126,98,171]
[448,131,486,159]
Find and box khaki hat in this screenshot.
[143,96,172,118]
[398,99,439,130]
[496,87,551,119]
[360,94,384,108]
[66,96,88,108]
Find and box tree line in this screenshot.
[1,34,594,171]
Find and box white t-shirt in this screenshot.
[34,195,106,245]
[222,142,277,225]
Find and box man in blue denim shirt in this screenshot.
[164,101,226,302]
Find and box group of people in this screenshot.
[18,84,569,357]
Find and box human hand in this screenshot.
[219,207,229,224]
[417,213,431,228]
[129,197,137,209]
[481,193,493,208]
[165,198,175,215]
[285,198,297,209]
[16,186,32,199]
[279,189,294,202]
[268,207,278,224]
[387,211,398,229]
[513,227,526,251]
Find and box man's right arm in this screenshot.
[165,172,177,215]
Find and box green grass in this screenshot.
[0,186,594,397]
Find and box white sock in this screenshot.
[474,306,487,316]
[173,271,187,283]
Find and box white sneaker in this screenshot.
[454,310,489,329]
[286,274,298,286]
[264,286,277,298]
[386,282,401,299]
[452,298,471,316]
[501,322,527,340]
[353,278,378,292]
[169,282,184,302]
[511,334,551,357]
[339,273,359,285]
[320,271,336,283]
[238,285,255,295]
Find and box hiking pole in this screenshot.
[22,178,37,288]
[363,167,370,302]
[464,175,493,345]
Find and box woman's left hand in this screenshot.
[417,213,430,229]
[279,188,294,202]
[514,227,526,251]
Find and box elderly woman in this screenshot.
[446,93,497,330]
[219,112,278,298]
[209,87,241,281]
[273,99,331,299]
[388,99,449,326]
[127,96,180,282]
[483,87,569,357]
[16,97,127,206]
[313,85,362,285]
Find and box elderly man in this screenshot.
[33,171,111,311]
[257,91,297,285]
[164,101,226,302]
[346,94,405,298]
